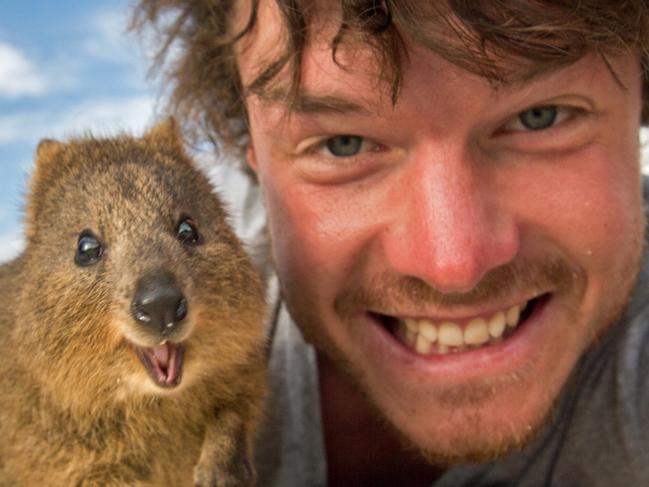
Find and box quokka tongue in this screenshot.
[151,343,171,368]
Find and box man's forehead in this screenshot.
[244,60,580,118]
[233,0,290,80]
[255,87,372,115]
[244,55,642,139]
[234,0,639,117]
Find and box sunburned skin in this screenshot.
[236,0,646,469]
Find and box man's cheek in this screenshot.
[268,182,357,257]
[264,185,337,285]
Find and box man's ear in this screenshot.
[143,117,185,154]
[246,143,258,173]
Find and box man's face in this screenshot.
[237,2,646,461]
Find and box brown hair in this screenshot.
[132,0,649,155]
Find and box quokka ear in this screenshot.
[31,137,64,194]
[26,138,65,241]
[143,117,185,154]
[35,138,63,165]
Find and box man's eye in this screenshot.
[500,105,579,134]
[325,135,364,157]
[518,106,558,130]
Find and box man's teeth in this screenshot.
[397,303,526,355]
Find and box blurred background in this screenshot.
[1,1,648,265]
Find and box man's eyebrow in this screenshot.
[257,87,372,115]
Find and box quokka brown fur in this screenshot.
[0,119,268,486]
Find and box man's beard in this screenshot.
[282,239,645,465]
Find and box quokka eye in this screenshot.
[176,216,201,245]
[75,230,103,267]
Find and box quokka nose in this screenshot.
[131,271,188,336]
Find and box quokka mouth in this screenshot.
[370,294,548,356]
[135,341,185,388]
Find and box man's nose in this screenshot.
[380,146,519,294]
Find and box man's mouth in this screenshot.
[135,342,185,388]
[370,295,547,356]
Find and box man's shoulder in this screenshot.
[253,296,328,487]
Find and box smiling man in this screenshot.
[135,1,649,486]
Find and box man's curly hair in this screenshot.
[132,0,649,155]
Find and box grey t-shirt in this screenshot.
[210,166,649,486]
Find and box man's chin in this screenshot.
[397,404,553,466]
[314,343,554,468]
[351,369,559,467]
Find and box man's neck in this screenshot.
[317,353,444,487]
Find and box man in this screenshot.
[134,1,649,485]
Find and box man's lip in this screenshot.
[372,295,545,355]
[366,293,545,324]
[356,293,552,375]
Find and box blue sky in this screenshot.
[0,0,158,262]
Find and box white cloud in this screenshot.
[50,95,157,138]
[0,94,157,146]
[82,7,151,75]
[0,231,24,264]
[0,42,48,98]
[83,9,133,63]
[81,7,158,93]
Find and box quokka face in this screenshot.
[16,120,267,403]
